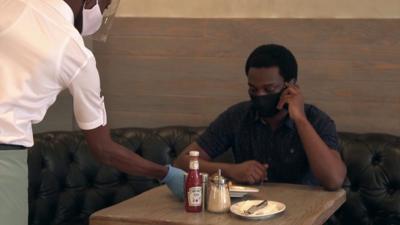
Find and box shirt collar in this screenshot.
[253,110,296,130]
[53,0,75,25]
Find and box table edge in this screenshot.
[309,189,347,225]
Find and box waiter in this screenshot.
[0,0,185,224]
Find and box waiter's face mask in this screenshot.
[81,0,102,36]
[81,0,120,42]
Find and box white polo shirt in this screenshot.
[0,0,107,147]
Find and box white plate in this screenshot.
[229,185,259,198]
[229,185,259,193]
[230,200,286,220]
[230,192,248,198]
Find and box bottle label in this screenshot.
[188,186,202,207]
[189,160,199,170]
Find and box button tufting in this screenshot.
[371,153,382,166]
[350,184,359,192]
[386,183,397,195]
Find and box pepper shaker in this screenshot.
[201,173,208,212]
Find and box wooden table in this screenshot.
[90,183,346,225]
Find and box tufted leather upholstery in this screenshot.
[28,127,400,225]
[334,133,400,225]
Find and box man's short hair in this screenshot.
[245,44,298,82]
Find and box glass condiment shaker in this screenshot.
[207,169,231,213]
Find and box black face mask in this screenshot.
[250,91,283,118]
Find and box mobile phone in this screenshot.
[283,79,297,110]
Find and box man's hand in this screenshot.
[226,160,268,184]
[277,83,306,123]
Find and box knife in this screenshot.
[245,200,269,215]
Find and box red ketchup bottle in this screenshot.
[185,151,202,212]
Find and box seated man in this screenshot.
[175,44,346,191]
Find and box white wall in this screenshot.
[116,0,400,18]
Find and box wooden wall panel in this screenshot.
[94,18,400,135]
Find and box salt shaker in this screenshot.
[207,169,231,213]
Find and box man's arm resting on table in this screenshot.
[295,118,347,191]
[83,125,168,180]
[174,142,267,184]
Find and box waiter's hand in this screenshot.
[162,165,187,201]
[226,160,268,184]
[277,83,307,123]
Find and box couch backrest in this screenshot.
[28,127,400,225]
[335,132,400,225]
[28,127,206,225]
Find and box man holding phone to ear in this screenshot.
[175,44,346,191]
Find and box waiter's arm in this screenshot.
[66,54,168,180]
[83,125,167,179]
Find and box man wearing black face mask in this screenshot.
[175,44,347,191]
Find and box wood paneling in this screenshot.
[94,18,400,135]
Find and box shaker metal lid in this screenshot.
[210,169,228,185]
[201,173,209,182]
